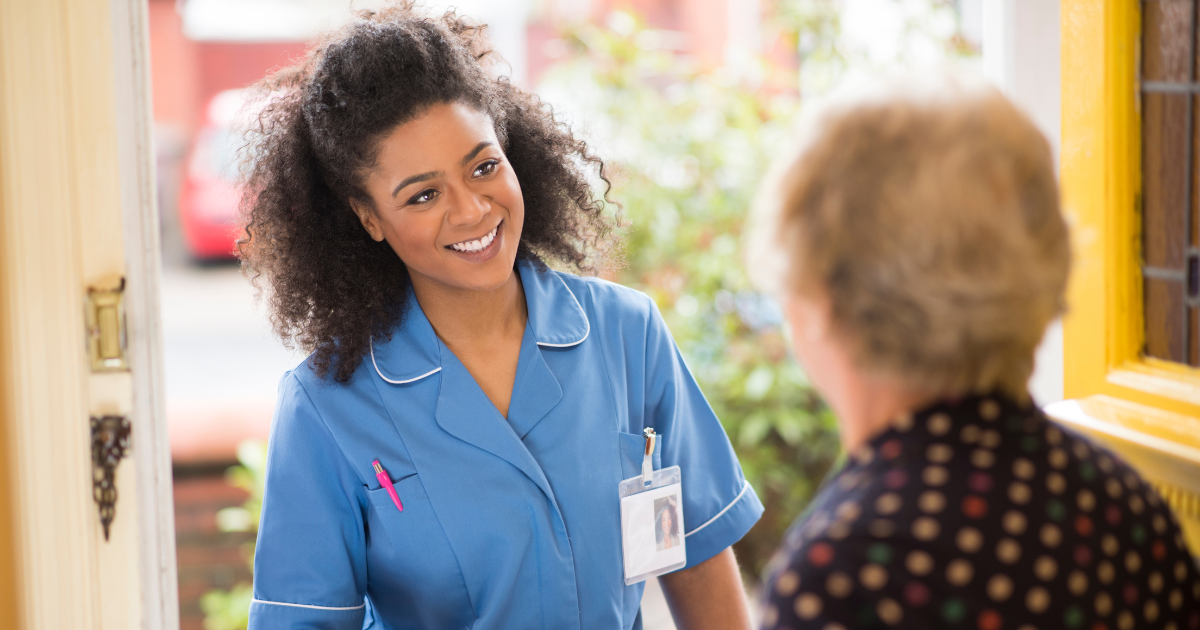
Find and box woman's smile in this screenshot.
[445,220,503,263]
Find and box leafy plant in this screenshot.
[539,11,846,577]
[539,0,976,578]
[200,441,266,630]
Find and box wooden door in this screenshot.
[0,0,179,627]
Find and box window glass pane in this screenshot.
[1194,97,1200,247]
[1145,0,1193,82]
[1191,306,1199,364]
[1143,92,1190,269]
[1146,277,1186,362]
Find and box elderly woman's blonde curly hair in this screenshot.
[748,81,1070,400]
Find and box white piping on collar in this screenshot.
[370,339,442,385]
[534,273,590,348]
[683,481,751,539]
[369,271,587,380]
[251,598,366,611]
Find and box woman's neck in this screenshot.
[410,269,528,348]
[827,368,936,455]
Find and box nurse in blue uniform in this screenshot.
[238,4,763,629]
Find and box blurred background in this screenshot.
[149,1,983,628]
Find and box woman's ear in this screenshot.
[784,291,829,343]
[349,199,385,242]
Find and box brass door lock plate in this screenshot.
[85,277,128,372]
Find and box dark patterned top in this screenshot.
[760,394,1200,630]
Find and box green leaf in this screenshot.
[200,582,252,630]
[738,413,771,448]
[743,365,775,401]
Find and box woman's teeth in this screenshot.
[448,225,498,253]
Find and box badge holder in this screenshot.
[619,428,686,585]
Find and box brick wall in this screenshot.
[174,463,254,630]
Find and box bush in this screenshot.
[539,11,842,577]
[200,441,266,630]
[538,0,974,577]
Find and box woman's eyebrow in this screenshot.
[392,171,440,198]
[460,141,493,166]
[389,142,494,197]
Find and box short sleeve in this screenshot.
[643,301,765,568]
[248,373,368,630]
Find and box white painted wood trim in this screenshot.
[983,0,1064,407]
[111,0,181,627]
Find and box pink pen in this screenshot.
[373,460,404,512]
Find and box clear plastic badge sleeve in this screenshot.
[619,465,686,585]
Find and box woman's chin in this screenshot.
[429,252,519,294]
[407,228,523,295]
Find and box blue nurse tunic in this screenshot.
[247,260,764,630]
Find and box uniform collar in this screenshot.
[370,259,589,384]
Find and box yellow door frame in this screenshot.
[1062,0,1200,411]
[1058,0,1200,553]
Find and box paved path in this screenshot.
[161,262,300,462]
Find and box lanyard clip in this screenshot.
[642,427,656,485]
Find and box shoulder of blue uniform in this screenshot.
[278,355,328,402]
[283,347,380,390]
[272,352,377,434]
[547,268,657,324]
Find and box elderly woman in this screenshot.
[750,85,1200,629]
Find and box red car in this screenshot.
[178,89,249,260]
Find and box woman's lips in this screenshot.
[445,220,503,263]
[447,223,499,253]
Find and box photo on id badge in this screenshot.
[620,465,686,584]
[655,497,680,551]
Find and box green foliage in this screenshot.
[201,441,267,630]
[541,11,844,577]
[200,584,253,630]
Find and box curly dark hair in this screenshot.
[238,2,617,382]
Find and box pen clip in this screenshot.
[642,428,656,485]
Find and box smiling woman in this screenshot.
[240,5,612,384]
[235,3,764,630]
[347,102,531,415]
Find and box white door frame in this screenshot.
[113,0,182,627]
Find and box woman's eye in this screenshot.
[473,160,500,177]
[408,189,439,205]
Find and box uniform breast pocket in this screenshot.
[364,474,475,630]
[618,431,662,481]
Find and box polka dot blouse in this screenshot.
[760,394,1200,630]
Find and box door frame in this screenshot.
[113,0,181,626]
[0,0,179,627]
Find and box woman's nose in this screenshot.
[446,186,488,226]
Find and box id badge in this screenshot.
[618,428,686,585]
